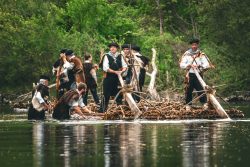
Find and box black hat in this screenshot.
[132,45,141,52]
[108,42,119,48]
[121,44,130,49]
[189,38,200,44]
[39,75,50,81]
[60,48,67,54]
[65,49,74,56]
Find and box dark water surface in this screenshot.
[0,104,250,167]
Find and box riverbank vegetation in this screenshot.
[0,0,249,95]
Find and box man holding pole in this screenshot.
[180,38,210,110]
[121,44,133,84]
[53,49,68,99]
[131,45,150,91]
[98,42,127,112]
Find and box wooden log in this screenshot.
[14,83,56,104]
[193,68,230,119]
[117,74,142,119]
[13,108,28,113]
[147,48,161,101]
[48,83,56,89]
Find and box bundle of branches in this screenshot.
[104,100,244,120]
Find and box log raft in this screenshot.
[9,49,244,120]
[81,100,244,120]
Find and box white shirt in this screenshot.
[35,91,45,104]
[180,49,210,73]
[52,66,58,75]
[84,60,91,63]
[133,52,144,68]
[32,90,46,111]
[63,56,75,70]
[61,56,75,82]
[102,52,127,72]
[68,90,85,110]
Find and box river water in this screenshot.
[0,104,250,167]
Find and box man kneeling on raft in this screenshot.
[53,82,92,120]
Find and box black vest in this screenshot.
[136,55,149,67]
[33,84,49,99]
[83,62,97,88]
[106,54,122,78]
[67,69,75,83]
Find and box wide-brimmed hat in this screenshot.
[60,48,67,54]
[108,42,119,48]
[121,44,130,49]
[131,45,141,52]
[65,49,74,56]
[189,38,200,44]
[39,75,50,81]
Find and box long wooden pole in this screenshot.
[16,83,56,99]
[193,68,230,119]
[117,74,142,119]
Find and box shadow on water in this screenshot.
[0,103,250,167]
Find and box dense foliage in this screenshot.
[0,0,249,95]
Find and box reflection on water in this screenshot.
[0,104,249,166]
[182,123,226,167]
[1,121,250,167]
[33,123,44,167]
[182,124,209,167]
[118,123,142,167]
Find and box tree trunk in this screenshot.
[147,48,161,101]
[155,0,163,35]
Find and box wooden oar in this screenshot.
[117,74,142,119]
[193,68,230,119]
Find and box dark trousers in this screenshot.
[186,73,207,105]
[125,67,133,84]
[99,77,122,112]
[83,87,100,105]
[139,68,146,91]
[134,68,146,102]
[28,105,45,120]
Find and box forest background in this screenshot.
[0,0,249,96]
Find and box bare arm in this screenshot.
[81,106,93,113]
[90,68,97,83]
[72,106,84,116]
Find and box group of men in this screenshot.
[28,38,212,120]
[28,42,150,120]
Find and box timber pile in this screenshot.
[85,100,244,120]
